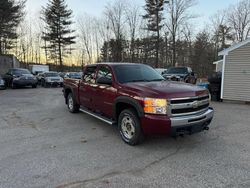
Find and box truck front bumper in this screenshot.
[170,107,214,136]
[141,107,214,136]
[13,79,37,86]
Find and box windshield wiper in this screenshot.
[128,79,150,83]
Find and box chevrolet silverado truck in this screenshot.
[63,63,214,145]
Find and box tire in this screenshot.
[67,92,79,113]
[118,108,144,146]
[41,80,45,87]
[11,82,16,89]
[44,82,49,88]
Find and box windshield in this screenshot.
[45,73,59,77]
[13,69,31,75]
[69,73,81,77]
[166,67,188,74]
[114,64,164,84]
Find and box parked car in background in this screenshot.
[155,68,167,76]
[163,67,197,84]
[64,72,82,79]
[0,75,6,90]
[41,72,63,87]
[3,68,38,89]
[59,72,66,78]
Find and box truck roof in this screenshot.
[86,62,149,67]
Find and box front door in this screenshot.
[94,66,117,118]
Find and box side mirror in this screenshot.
[96,76,112,85]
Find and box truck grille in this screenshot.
[169,95,210,117]
[20,77,34,80]
[51,79,60,81]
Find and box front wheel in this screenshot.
[118,109,144,146]
[67,93,79,113]
[11,82,16,89]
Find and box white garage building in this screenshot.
[218,38,250,102]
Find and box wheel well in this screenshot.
[115,102,138,120]
[64,88,72,104]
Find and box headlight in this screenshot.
[144,98,167,115]
[13,77,21,81]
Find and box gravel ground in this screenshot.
[0,88,250,188]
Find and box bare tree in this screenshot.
[165,0,196,66]
[125,3,141,63]
[104,0,126,61]
[227,0,250,41]
[77,14,94,64]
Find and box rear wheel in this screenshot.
[41,80,45,87]
[67,93,79,113]
[11,82,16,89]
[118,109,144,146]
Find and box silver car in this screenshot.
[41,72,64,87]
[0,76,6,90]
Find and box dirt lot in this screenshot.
[0,88,250,188]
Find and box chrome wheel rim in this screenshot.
[121,115,135,140]
[68,95,73,110]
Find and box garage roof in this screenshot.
[218,38,250,56]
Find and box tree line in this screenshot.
[0,0,250,76]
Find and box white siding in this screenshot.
[223,42,250,102]
[216,61,223,72]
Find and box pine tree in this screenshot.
[0,0,25,54]
[42,0,75,71]
[143,0,165,68]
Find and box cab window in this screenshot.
[83,66,97,83]
[96,66,113,83]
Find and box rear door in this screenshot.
[79,66,98,109]
[94,65,117,118]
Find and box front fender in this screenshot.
[113,96,144,120]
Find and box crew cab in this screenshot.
[63,63,214,145]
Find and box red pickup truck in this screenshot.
[63,63,214,145]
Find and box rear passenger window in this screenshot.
[96,66,112,82]
[83,66,97,83]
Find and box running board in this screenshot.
[79,108,116,125]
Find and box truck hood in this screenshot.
[46,76,61,79]
[124,81,208,99]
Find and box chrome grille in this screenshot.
[51,79,60,81]
[168,95,210,117]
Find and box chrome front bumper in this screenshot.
[170,107,214,128]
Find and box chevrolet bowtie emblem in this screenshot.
[192,101,199,108]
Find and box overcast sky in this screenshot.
[26,0,239,31]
